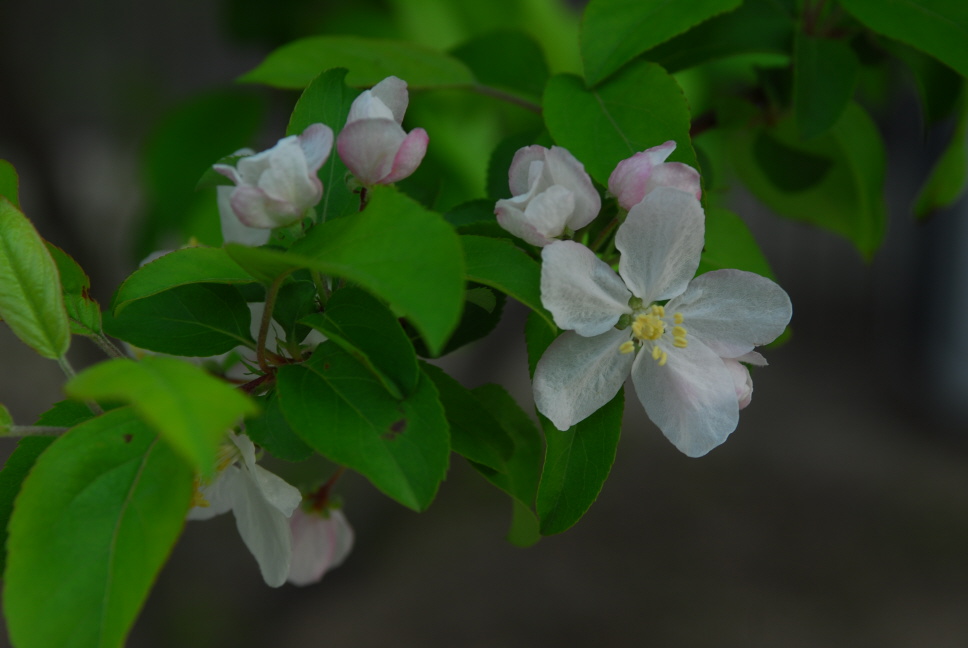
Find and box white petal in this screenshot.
[297,123,334,172]
[287,508,355,586]
[540,241,632,336]
[336,118,406,186]
[667,269,792,358]
[533,328,633,430]
[631,337,739,457]
[230,468,294,587]
[369,76,409,123]
[508,146,548,196]
[218,187,271,246]
[495,201,554,247]
[616,187,704,303]
[260,137,321,208]
[723,358,754,409]
[644,162,701,201]
[544,146,601,231]
[186,465,239,521]
[522,185,575,240]
[251,463,302,517]
[346,90,396,123]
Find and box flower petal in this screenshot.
[607,141,676,210]
[186,465,239,521]
[541,241,632,335]
[251,463,302,517]
[218,187,271,246]
[297,123,334,172]
[544,146,601,230]
[336,118,406,186]
[533,328,633,430]
[369,76,409,123]
[346,90,396,123]
[723,358,754,409]
[645,162,701,201]
[507,146,548,196]
[381,127,429,183]
[666,269,792,358]
[260,137,322,208]
[494,200,554,247]
[616,187,704,304]
[230,467,294,587]
[229,185,300,229]
[287,508,355,586]
[631,337,739,457]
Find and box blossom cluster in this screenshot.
[495,142,792,457]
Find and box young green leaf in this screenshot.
[244,390,314,462]
[4,408,194,648]
[838,0,968,78]
[794,33,859,139]
[105,283,255,357]
[543,62,697,187]
[301,286,419,399]
[581,0,742,86]
[0,437,55,575]
[277,343,449,511]
[915,92,968,219]
[45,243,103,338]
[0,159,20,208]
[698,208,776,280]
[239,35,476,90]
[451,29,550,100]
[0,197,70,360]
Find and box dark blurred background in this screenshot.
[2,1,968,646]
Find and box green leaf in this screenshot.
[0,198,70,359]
[114,247,258,315]
[794,33,859,139]
[543,62,697,187]
[239,35,476,90]
[277,344,449,511]
[0,437,55,575]
[451,29,550,99]
[45,243,102,338]
[731,102,887,258]
[228,186,465,355]
[838,0,968,78]
[287,68,361,223]
[105,283,255,357]
[471,383,543,547]
[915,91,968,219]
[536,389,624,535]
[461,234,555,329]
[891,42,963,126]
[301,286,419,399]
[66,356,257,477]
[4,408,194,648]
[244,390,314,462]
[421,363,513,471]
[752,130,834,192]
[272,279,318,346]
[698,207,776,279]
[0,403,11,431]
[645,0,796,73]
[525,308,559,379]
[581,0,743,86]
[0,159,20,208]
[416,287,505,357]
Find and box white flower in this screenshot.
[533,187,792,457]
[214,123,333,229]
[336,76,429,186]
[608,141,701,211]
[287,507,354,586]
[495,145,601,247]
[188,432,302,586]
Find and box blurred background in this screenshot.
[2,1,968,646]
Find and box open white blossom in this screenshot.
[533,187,792,456]
[188,432,302,586]
[495,145,601,246]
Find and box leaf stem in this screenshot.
[57,355,104,415]
[91,332,126,359]
[5,425,68,437]
[469,84,542,114]
[257,272,290,374]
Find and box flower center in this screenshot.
[618,304,688,366]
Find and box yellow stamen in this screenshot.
[673,337,688,348]
[651,345,662,360]
[674,312,684,324]
[619,340,635,354]
[672,325,687,337]
[658,350,668,366]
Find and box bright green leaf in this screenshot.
[301,286,419,399]
[698,207,776,280]
[105,283,255,357]
[45,243,102,338]
[66,356,257,476]
[525,308,559,379]
[536,389,624,536]
[114,247,258,315]
[581,0,742,86]
[543,62,697,187]
[451,29,550,99]
[239,35,476,90]
[0,437,55,575]
[277,344,449,511]
[838,0,968,78]
[461,234,555,329]
[0,159,20,208]
[4,408,193,648]
[794,33,859,139]
[0,198,70,360]
[915,91,968,219]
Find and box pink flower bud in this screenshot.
[286,507,354,586]
[214,124,333,229]
[608,141,701,211]
[337,76,429,186]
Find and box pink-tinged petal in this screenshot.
[667,269,792,358]
[534,328,633,431]
[230,185,300,229]
[287,508,354,586]
[369,76,409,123]
[616,187,704,303]
[542,147,601,231]
[508,145,550,196]
[645,163,701,201]
[297,123,334,172]
[631,338,739,457]
[722,358,754,409]
[541,240,632,336]
[259,138,322,210]
[213,163,243,185]
[607,141,676,210]
[337,118,406,186]
[381,127,429,183]
[218,187,271,246]
[495,200,555,247]
[346,91,396,123]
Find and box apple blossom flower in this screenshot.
[533,187,791,457]
[214,123,333,229]
[188,432,302,587]
[337,76,429,186]
[287,506,354,586]
[608,141,701,211]
[495,145,601,247]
